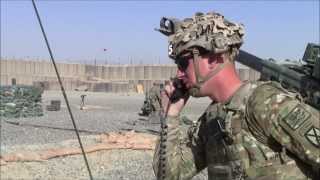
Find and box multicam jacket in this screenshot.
[141,86,162,114]
[153,81,320,180]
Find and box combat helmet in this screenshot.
[156,11,245,96]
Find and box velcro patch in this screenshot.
[282,104,311,130]
[305,126,320,148]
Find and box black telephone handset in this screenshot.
[169,78,188,103]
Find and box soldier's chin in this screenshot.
[188,87,202,98]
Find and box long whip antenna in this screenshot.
[31,1,93,179]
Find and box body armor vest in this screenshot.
[204,82,313,180]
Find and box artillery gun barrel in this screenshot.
[237,50,303,83]
[236,50,320,110]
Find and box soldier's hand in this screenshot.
[161,81,189,117]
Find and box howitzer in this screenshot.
[237,43,320,110]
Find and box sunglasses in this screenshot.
[175,58,190,71]
[175,52,193,70]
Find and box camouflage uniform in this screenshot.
[140,84,162,116]
[153,12,320,180]
[148,85,162,112]
[153,81,320,180]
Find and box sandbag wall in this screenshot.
[0,86,43,118]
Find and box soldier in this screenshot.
[140,82,163,116]
[153,12,320,180]
[148,82,163,113]
[80,94,86,110]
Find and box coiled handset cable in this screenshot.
[158,93,170,180]
[157,79,188,180]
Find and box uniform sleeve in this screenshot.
[246,82,320,168]
[153,115,206,180]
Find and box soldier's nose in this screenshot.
[176,69,186,77]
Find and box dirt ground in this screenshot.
[1,91,210,180]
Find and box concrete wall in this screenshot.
[0,59,260,92]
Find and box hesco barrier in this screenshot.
[0,59,260,93]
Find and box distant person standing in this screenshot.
[80,94,86,110]
[75,85,88,110]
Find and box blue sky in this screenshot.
[1,0,319,64]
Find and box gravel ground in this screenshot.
[1,148,156,180]
[0,90,211,179]
[1,91,210,147]
[0,148,208,180]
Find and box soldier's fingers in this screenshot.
[160,88,169,98]
[164,83,175,96]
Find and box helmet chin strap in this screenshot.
[188,48,232,97]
